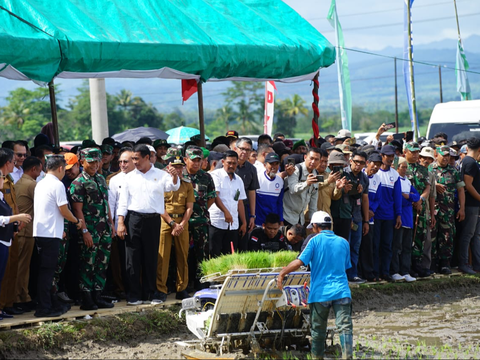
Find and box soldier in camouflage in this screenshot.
[429,146,465,274]
[404,142,431,277]
[183,146,217,290]
[99,144,114,179]
[70,148,116,310]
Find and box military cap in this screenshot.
[100,144,113,154]
[185,146,203,160]
[81,139,99,149]
[153,139,171,149]
[437,145,451,156]
[405,142,420,152]
[80,148,102,162]
[292,139,307,151]
[202,147,210,159]
[225,130,239,138]
[162,146,183,160]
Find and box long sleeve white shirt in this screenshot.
[117,166,179,217]
[108,171,127,229]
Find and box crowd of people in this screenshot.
[0,123,479,319]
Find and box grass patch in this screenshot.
[0,306,183,356]
[200,251,298,276]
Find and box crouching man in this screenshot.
[277,211,353,360]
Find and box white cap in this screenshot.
[146,145,156,153]
[335,129,351,139]
[419,146,434,159]
[307,211,332,229]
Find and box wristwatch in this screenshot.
[250,215,256,219]
[82,228,89,234]
[169,220,176,227]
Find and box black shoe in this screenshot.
[440,267,452,275]
[348,277,366,284]
[93,291,114,309]
[80,291,98,311]
[382,274,394,282]
[3,306,24,315]
[13,303,32,313]
[51,295,70,315]
[175,290,190,300]
[152,291,167,304]
[0,310,14,319]
[34,309,63,318]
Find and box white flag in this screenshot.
[263,81,276,136]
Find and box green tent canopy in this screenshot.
[0,0,335,83]
[0,7,61,83]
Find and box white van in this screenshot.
[426,100,480,141]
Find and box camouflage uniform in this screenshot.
[406,150,430,260]
[52,226,69,293]
[70,148,112,293]
[429,148,465,264]
[183,147,217,285]
[99,144,113,180]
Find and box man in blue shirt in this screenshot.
[277,211,353,360]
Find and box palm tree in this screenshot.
[115,89,133,112]
[283,94,308,118]
[1,101,30,128]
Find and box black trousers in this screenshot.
[209,226,239,258]
[333,218,351,241]
[125,212,160,302]
[35,237,60,311]
[358,224,375,280]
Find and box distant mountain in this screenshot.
[0,35,478,114]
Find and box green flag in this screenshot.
[327,0,352,131]
[456,40,471,100]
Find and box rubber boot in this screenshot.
[93,290,114,309]
[80,291,98,311]
[339,333,353,360]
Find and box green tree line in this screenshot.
[0,80,431,144]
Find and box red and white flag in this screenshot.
[263,81,276,136]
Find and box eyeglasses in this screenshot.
[237,147,252,153]
[15,153,27,158]
[0,175,5,180]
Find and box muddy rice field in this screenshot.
[1,276,479,359]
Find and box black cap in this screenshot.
[368,152,383,162]
[320,142,334,151]
[380,145,396,155]
[208,151,224,162]
[265,152,281,163]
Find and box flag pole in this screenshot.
[453,0,462,42]
[197,81,206,148]
[406,2,419,141]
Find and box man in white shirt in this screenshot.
[209,150,247,257]
[11,141,27,184]
[108,147,134,298]
[33,155,82,318]
[117,144,179,305]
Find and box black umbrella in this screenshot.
[112,127,169,143]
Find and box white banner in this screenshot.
[263,81,276,136]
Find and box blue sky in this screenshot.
[285,0,479,50]
[1,0,478,108]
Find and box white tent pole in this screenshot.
[89,78,109,143]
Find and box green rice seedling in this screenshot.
[272,251,298,268]
[200,251,298,275]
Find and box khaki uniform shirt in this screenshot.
[14,174,36,237]
[164,180,195,216]
[1,175,18,214]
